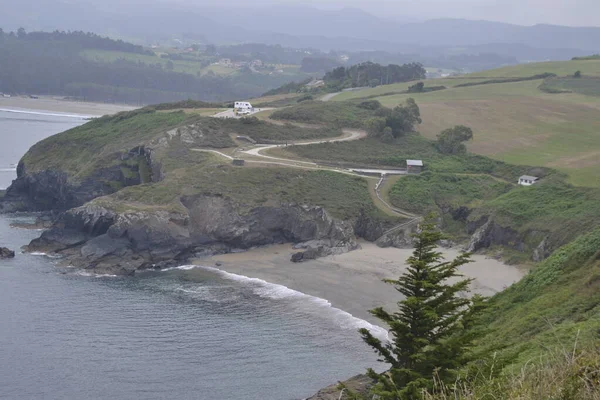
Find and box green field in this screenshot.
[332,77,492,102]
[80,49,237,76]
[540,76,600,96]
[466,59,600,78]
[388,172,513,215]
[329,60,600,187]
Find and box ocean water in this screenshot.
[0,110,384,399]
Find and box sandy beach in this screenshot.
[194,242,526,326]
[0,96,137,116]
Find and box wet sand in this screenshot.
[195,242,526,326]
[0,96,137,116]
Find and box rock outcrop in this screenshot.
[26,196,360,275]
[306,374,373,400]
[0,247,15,258]
[0,147,156,213]
[466,216,552,261]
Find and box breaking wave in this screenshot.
[161,265,390,341]
[0,108,93,119]
[74,270,119,278]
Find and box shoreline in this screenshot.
[0,96,137,116]
[194,242,526,327]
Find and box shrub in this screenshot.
[357,100,382,110]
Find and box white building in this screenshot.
[518,175,539,186]
[406,159,424,173]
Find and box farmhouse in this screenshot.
[518,175,539,186]
[406,159,423,174]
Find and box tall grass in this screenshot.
[425,338,600,400]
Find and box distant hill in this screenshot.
[0,28,311,104]
[2,0,598,63]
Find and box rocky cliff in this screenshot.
[0,146,156,213]
[465,215,551,261]
[26,196,360,275]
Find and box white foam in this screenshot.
[160,265,199,272]
[172,265,390,341]
[0,168,16,172]
[29,252,62,259]
[0,107,93,119]
[74,270,118,278]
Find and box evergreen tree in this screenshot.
[358,218,483,399]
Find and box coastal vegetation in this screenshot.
[356,220,483,399]
[422,226,600,400]
[349,215,600,400]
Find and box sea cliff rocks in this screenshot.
[465,215,552,261]
[306,374,373,400]
[1,147,157,213]
[26,197,361,275]
[0,247,15,258]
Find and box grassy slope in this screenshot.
[467,59,600,78]
[331,60,600,187]
[476,226,600,366]
[219,119,341,142]
[469,179,600,249]
[270,100,376,128]
[387,170,600,253]
[388,172,513,215]
[20,108,389,222]
[21,109,344,181]
[22,109,196,180]
[332,78,492,102]
[106,150,389,220]
[426,227,600,399]
[540,76,600,96]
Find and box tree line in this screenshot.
[324,62,426,90]
[0,28,152,55]
[0,28,301,104]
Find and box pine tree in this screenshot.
[358,218,483,399]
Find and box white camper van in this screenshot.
[234,101,253,115]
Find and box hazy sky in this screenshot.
[214,0,599,27]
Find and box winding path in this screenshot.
[320,92,340,102]
[191,129,421,234]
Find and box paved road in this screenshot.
[241,129,364,159]
[320,92,340,102]
[214,107,274,119]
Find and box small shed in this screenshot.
[232,159,245,166]
[518,175,538,186]
[406,159,423,174]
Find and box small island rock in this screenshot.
[0,247,16,259]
